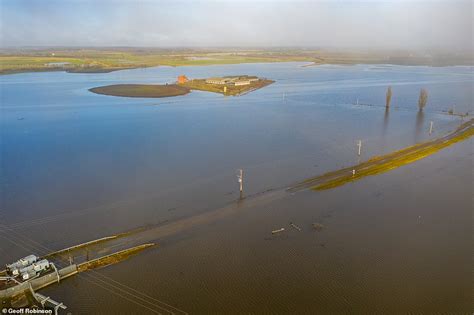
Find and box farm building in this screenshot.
[233,80,251,86]
[205,77,232,85]
[205,76,259,85]
[177,75,189,84]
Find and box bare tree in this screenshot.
[418,88,428,111]
[385,86,392,108]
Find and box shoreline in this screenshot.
[2,47,472,76]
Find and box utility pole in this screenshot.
[237,169,243,197]
[429,121,433,135]
[357,140,362,156]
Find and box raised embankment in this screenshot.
[44,236,117,259]
[77,243,155,272]
[290,118,474,191]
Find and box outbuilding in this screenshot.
[177,75,189,84]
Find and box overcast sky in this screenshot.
[1,0,472,52]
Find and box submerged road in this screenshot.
[60,118,474,257]
[4,118,474,264]
[5,118,474,259]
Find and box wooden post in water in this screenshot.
[429,121,434,135]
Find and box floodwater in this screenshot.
[1,63,472,314]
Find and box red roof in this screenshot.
[177,75,188,83]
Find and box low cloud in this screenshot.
[1,0,472,52]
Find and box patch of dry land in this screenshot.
[89,84,190,98]
[89,75,274,98]
[179,75,274,96]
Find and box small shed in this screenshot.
[178,75,189,84]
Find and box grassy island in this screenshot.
[89,75,273,98]
[89,84,190,98]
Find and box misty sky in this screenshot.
[1,0,472,52]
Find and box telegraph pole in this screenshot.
[357,140,362,156]
[352,140,362,177]
[237,169,243,198]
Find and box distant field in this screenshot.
[1,48,472,75]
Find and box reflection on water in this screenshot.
[380,107,391,153]
[383,107,390,136]
[415,110,425,142]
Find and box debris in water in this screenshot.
[312,223,324,231]
[290,222,302,231]
[272,228,285,234]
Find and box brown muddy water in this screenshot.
[1,63,472,314]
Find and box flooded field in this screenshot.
[1,63,472,313]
